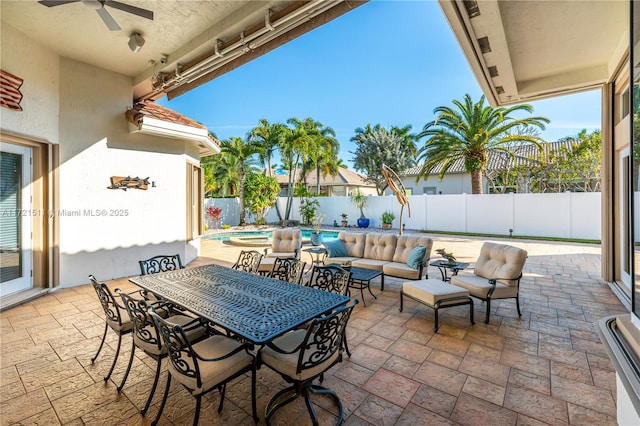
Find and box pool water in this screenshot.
[204,229,339,242]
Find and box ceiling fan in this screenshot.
[38,0,154,31]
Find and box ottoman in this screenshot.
[400,279,475,332]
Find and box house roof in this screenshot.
[126,101,221,156]
[402,140,579,176]
[274,167,375,188]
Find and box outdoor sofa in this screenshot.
[323,231,433,290]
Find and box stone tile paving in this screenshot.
[0,233,627,425]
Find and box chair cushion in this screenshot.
[167,335,252,395]
[271,229,302,253]
[106,305,133,333]
[474,242,527,287]
[260,329,340,381]
[407,246,427,269]
[451,272,519,299]
[265,251,297,259]
[403,279,470,306]
[324,239,348,258]
[258,257,276,272]
[383,262,422,280]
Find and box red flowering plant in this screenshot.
[206,206,223,229]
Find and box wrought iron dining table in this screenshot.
[128,264,350,344]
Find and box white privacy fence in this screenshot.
[206,192,603,240]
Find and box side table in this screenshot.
[303,247,327,272]
[429,260,469,282]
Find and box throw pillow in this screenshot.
[407,246,427,269]
[323,239,347,258]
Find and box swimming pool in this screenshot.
[204,229,339,242]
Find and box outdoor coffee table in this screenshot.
[327,265,382,306]
[429,260,469,282]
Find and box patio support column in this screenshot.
[601,82,615,282]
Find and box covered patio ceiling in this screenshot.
[0,0,366,101]
[438,0,628,106]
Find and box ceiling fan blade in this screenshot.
[38,0,81,7]
[106,1,153,20]
[96,7,121,31]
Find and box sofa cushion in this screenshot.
[383,262,422,280]
[451,272,518,299]
[474,242,527,287]
[364,233,397,261]
[351,258,388,271]
[338,232,366,257]
[323,239,347,258]
[393,235,433,264]
[407,246,427,269]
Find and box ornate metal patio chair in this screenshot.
[306,264,353,357]
[258,300,357,426]
[307,264,351,296]
[450,242,528,324]
[118,291,208,415]
[268,257,306,284]
[148,309,258,426]
[88,275,133,383]
[231,250,263,273]
[138,254,184,275]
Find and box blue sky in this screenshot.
[158,0,601,168]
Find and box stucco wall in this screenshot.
[1,27,201,287]
[0,23,60,143]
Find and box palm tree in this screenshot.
[416,94,550,194]
[220,136,262,225]
[299,119,340,194]
[249,118,284,177]
[280,118,315,221]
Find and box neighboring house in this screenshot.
[274,167,377,196]
[0,1,359,307]
[396,140,588,195]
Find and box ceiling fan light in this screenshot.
[128,33,145,53]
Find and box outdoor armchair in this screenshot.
[450,242,528,324]
[258,228,302,274]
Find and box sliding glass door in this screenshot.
[0,142,32,296]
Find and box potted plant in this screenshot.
[351,189,370,228]
[380,210,395,230]
[340,213,348,227]
[310,214,325,246]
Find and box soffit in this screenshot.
[439,0,628,106]
[0,1,365,101]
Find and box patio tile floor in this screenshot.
[0,234,627,425]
